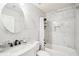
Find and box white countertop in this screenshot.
[0,41,38,56]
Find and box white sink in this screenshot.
[0,41,39,56]
[0,44,10,52]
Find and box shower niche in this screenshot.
[44,18,47,29]
[1,3,25,33]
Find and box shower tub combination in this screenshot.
[37,44,77,56]
[44,44,77,56]
[39,8,78,56]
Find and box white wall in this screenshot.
[75,4,79,55]
[0,3,45,44]
[46,6,75,49]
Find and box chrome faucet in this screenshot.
[14,40,20,46]
[8,39,27,47]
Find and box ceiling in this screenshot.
[34,3,74,13]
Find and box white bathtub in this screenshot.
[45,44,77,56]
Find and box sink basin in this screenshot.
[0,48,6,52]
[0,41,39,56]
[0,44,10,52]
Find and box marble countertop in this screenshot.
[0,41,38,56]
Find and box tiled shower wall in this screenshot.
[46,6,76,49]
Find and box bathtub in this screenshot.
[45,44,77,56]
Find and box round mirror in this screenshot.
[1,3,25,33]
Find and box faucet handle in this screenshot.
[8,43,13,47]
